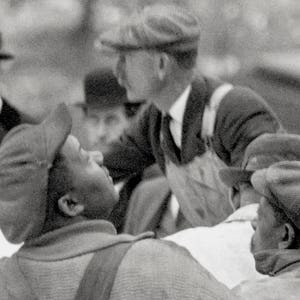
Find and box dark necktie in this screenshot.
[161,114,181,163]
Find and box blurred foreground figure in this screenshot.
[233,160,300,300]
[166,133,300,288]
[0,104,237,300]
[100,3,282,231]
[0,31,27,258]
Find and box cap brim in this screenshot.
[219,167,254,187]
[42,103,72,162]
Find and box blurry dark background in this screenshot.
[1,0,300,141]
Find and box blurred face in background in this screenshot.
[85,105,130,152]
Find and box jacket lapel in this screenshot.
[181,78,208,164]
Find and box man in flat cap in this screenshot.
[166,133,300,288]
[233,159,300,299]
[99,3,282,232]
[0,103,237,300]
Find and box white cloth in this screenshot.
[165,204,267,288]
[0,230,21,258]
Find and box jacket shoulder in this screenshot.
[110,239,236,300]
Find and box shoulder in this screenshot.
[220,85,272,115]
[111,239,235,299]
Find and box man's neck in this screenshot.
[150,75,192,113]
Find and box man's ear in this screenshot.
[58,194,84,217]
[279,223,295,250]
[155,52,170,81]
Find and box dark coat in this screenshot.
[104,76,282,179]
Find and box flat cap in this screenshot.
[219,133,300,187]
[251,160,300,229]
[0,103,71,243]
[99,4,200,53]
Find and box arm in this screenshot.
[214,86,283,166]
[104,105,157,181]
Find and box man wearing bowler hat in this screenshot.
[82,68,144,152]
[0,104,236,300]
[99,3,282,231]
[233,159,300,299]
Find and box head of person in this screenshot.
[82,68,143,151]
[250,160,300,255]
[220,133,300,211]
[0,104,119,244]
[99,4,200,111]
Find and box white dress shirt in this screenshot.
[168,85,191,148]
[163,85,191,220]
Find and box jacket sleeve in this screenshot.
[103,105,157,181]
[214,86,283,166]
[110,239,239,300]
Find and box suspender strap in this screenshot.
[0,256,38,300]
[201,83,233,141]
[74,241,135,300]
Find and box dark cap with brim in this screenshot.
[99,4,200,54]
[219,133,300,188]
[219,168,254,188]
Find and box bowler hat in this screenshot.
[99,4,200,53]
[0,32,13,60]
[251,160,300,229]
[219,133,300,187]
[0,103,71,243]
[78,68,144,113]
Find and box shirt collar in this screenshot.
[169,85,191,124]
[254,249,300,276]
[17,220,153,261]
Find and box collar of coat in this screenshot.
[16,220,153,261]
[254,248,300,276]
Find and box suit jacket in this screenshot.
[104,76,282,180]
